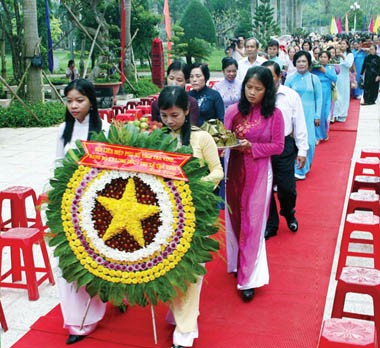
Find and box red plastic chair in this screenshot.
[112,105,124,116]
[361,148,380,160]
[0,227,55,301]
[352,176,380,195]
[353,157,380,177]
[0,186,40,231]
[99,109,114,123]
[148,94,159,101]
[347,190,380,216]
[121,109,143,120]
[336,212,380,280]
[136,105,152,116]
[317,318,377,347]
[207,80,218,88]
[0,300,8,332]
[115,113,136,123]
[125,101,138,110]
[139,97,154,106]
[331,266,380,343]
[35,192,49,232]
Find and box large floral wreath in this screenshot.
[47,124,220,306]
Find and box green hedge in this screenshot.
[124,77,160,97]
[0,101,65,128]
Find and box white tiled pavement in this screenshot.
[0,98,379,348]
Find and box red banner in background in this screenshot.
[151,38,165,88]
[78,141,192,181]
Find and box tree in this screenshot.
[22,0,42,102]
[170,24,211,65]
[252,0,280,47]
[130,3,160,69]
[180,0,216,44]
[211,8,241,46]
[179,0,216,64]
[0,0,24,82]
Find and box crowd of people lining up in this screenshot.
[54,32,380,348]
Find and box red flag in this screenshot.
[163,0,172,65]
[336,16,343,34]
[369,16,375,33]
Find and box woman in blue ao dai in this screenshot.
[312,51,337,142]
[285,51,322,180]
[332,40,354,122]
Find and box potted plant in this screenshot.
[89,54,122,108]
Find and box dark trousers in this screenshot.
[363,78,380,104]
[266,136,297,230]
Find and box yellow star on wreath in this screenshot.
[96,178,160,247]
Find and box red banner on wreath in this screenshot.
[78,141,192,181]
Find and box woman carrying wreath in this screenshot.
[158,85,223,348]
[55,78,109,345]
[224,66,284,303]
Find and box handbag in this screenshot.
[331,82,338,102]
[350,71,357,89]
[359,77,364,89]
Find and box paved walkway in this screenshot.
[0,99,379,347]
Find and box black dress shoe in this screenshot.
[286,215,298,232]
[66,335,86,345]
[265,227,278,240]
[172,345,184,348]
[241,288,255,302]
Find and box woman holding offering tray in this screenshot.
[158,85,223,347]
[224,66,284,302]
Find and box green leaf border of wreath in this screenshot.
[47,124,221,307]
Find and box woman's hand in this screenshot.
[314,119,321,127]
[319,66,326,73]
[235,139,251,152]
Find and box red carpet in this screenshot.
[13,101,360,348]
[330,98,360,132]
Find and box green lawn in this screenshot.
[205,48,226,71]
[4,47,227,79]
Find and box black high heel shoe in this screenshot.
[66,335,86,345]
[241,288,255,302]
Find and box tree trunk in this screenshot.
[295,0,302,29]
[280,0,287,33]
[251,0,257,18]
[287,0,294,33]
[124,0,133,80]
[0,30,6,80]
[0,0,24,81]
[22,0,42,103]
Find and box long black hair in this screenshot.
[238,66,276,118]
[157,86,192,146]
[62,78,102,146]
